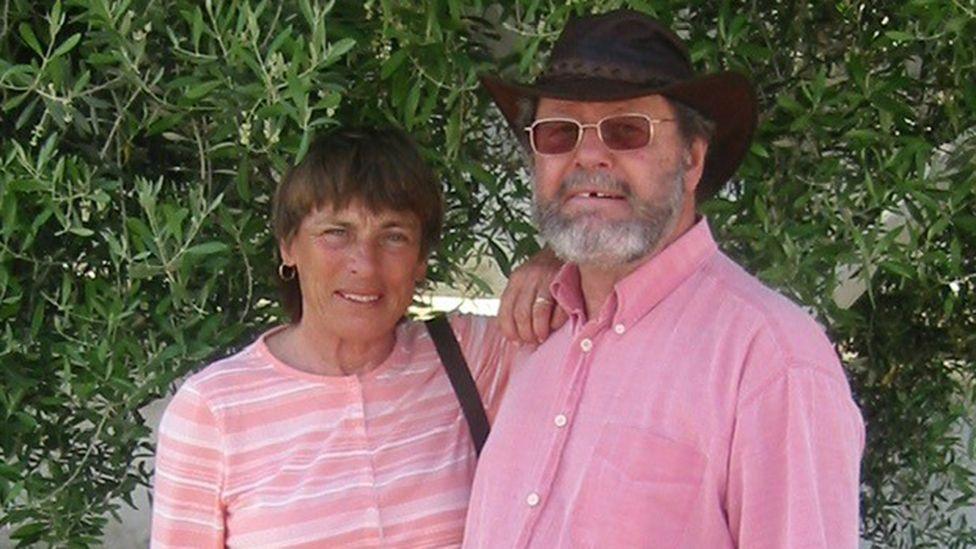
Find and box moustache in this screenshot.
[556,171,632,201]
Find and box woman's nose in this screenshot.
[347,241,379,275]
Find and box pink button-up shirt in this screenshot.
[463,219,865,548]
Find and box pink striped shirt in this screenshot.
[463,219,865,548]
[152,315,514,548]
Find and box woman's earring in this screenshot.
[278,263,296,281]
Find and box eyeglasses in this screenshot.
[524,113,675,155]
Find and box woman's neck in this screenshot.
[267,320,397,377]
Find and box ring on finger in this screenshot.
[533,296,552,307]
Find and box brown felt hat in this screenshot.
[480,9,758,199]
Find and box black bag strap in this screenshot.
[425,316,490,457]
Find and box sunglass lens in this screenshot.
[533,120,579,154]
[600,115,651,150]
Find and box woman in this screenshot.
[150,127,558,547]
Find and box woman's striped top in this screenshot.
[151,315,516,548]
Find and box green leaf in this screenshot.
[403,81,422,128]
[191,6,205,49]
[487,239,511,276]
[880,259,915,279]
[128,262,158,279]
[445,108,461,158]
[52,33,82,58]
[3,91,31,112]
[884,30,915,42]
[776,94,804,113]
[184,242,229,256]
[2,191,17,232]
[298,0,315,27]
[381,49,409,79]
[0,63,36,85]
[296,131,311,162]
[323,38,356,67]
[29,302,45,337]
[18,23,43,56]
[10,521,46,541]
[185,80,222,100]
[50,0,63,37]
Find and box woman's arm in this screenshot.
[151,384,226,548]
[497,247,567,344]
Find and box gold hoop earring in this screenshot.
[278,263,296,281]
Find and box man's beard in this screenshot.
[533,167,685,267]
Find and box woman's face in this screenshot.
[281,201,427,342]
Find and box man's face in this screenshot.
[531,95,702,267]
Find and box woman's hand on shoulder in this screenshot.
[497,247,567,344]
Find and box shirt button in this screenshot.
[580,338,593,352]
[554,414,568,428]
[526,492,541,507]
[614,323,626,335]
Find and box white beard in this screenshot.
[534,167,685,267]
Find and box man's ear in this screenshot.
[683,137,709,195]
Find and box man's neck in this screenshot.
[576,216,696,320]
[577,261,638,320]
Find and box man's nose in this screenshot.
[573,125,612,170]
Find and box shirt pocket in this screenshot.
[569,423,707,548]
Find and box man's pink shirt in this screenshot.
[463,219,865,548]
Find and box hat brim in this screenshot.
[480,71,758,200]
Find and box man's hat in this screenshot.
[480,9,758,199]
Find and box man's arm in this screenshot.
[727,365,865,548]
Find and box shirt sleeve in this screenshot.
[726,364,865,548]
[447,314,520,422]
[151,383,226,548]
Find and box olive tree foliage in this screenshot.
[0,0,973,546]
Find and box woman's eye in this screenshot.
[385,232,409,243]
[322,227,347,238]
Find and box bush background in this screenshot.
[1,0,974,547]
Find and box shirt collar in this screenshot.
[550,217,718,328]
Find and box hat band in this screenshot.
[543,58,686,86]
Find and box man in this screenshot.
[464,10,865,548]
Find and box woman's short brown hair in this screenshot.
[272,127,443,322]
